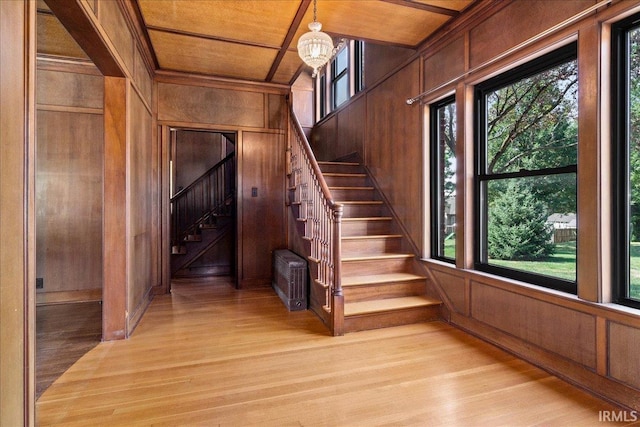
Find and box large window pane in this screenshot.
[476,43,578,293]
[431,97,456,262]
[485,174,576,282]
[485,60,578,174]
[627,25,640,301]
[333,74,349,108]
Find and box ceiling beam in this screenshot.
[266,0,312,83]
[380,0,459,17]
[43,0,125,77]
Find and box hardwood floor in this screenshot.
[36,277,632,426]
[36,301,102,400]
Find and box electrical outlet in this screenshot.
[36,278,43,289]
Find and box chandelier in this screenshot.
[297,0,334,77]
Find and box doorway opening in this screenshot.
[169,129,237,284]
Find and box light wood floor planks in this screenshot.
[36,277,632,426]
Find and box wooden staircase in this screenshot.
[171,217,232,275]
[316,160,441,333]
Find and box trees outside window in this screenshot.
[475,43,578,293]
[430,96,456,262]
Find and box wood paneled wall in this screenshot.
[174,131,228,194]
[43,0,158,337]
[157,77,288,288]
[36,61,104,299]
[310,0,640,411]
[0,1,36,425]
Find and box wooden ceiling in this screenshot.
[38,0,479,85]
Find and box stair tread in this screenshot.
[338,200,384,205]
[342,217,392,222]
[342,272,427,286]
[323,172,367,177]
[342,234,402,240]
[342,253,414,262]
[329,186,374,190]
[344,296,440,316]
[318,161,360,166]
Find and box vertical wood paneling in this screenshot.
[174,131,227,192]
[365,60,423,251]
[97,0,134,75]
[609,321,640,390]
[268,93,286,130]
[468,0,591,69]
[0,1,36,424]
[311,115,337,161]
[128,88,154,332]
[364,43,415,89]
[103,77,127,340]
[157,82,265,127]
[424,36,465,92]
[37,68,103,109]
[240,132,286,287]
[471,281,597,368]
[36,110,103,293]
[577,22,602,303]
[336,95,366,159]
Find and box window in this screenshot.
[316,40,364,121]
[475,43,578,293]
[613,14,640,309]
[430,96,457,262]
[332,46,349,109]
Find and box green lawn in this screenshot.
[443,240,640,299]
[488,241,576,281]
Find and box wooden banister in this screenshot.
[171,153,235,248]
[288,103,344,336]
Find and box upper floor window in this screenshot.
[475,43,578,294]
[613,13,640,309]
[430,95,457,263]
[316,40,364,121]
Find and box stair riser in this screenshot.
[324,175,369,187]
[319,163,365,174]
[341,238,402,257]
[344,305,441,333]
[342,220,393,237]
[341,257,413,276]
[330,188,376,201]
[343,280,427,302]
[341,204,386,218]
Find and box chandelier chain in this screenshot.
[313,0,317,22]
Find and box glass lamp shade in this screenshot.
[297,21,334,75]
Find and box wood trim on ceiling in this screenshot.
[43,0,125,77]
[380,0,460,17]
[120,0,160,72]
[266,0,311,82]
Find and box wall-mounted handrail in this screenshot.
[288,103,344,336]
[171,153,235,247]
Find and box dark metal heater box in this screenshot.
[272,249,308,311]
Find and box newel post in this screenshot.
[331,204,344,336]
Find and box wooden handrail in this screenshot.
[171,153,235,247]
[171,152,235,202]
[289,113,336,207]
[288,102,344,336]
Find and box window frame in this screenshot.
[612,13,640,309]
[474,43,579,294]
[331,44,349,110]
[430,95,457,264]
[315,39,364,122]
